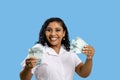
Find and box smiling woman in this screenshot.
[19,17,95,80]
[37,17,70,52]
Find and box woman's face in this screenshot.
[45,21,65,47]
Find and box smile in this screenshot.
[50,37,58,41]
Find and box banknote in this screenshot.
[70,37,88,54]
[28,47,43,65]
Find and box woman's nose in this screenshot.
[51,31,56,35]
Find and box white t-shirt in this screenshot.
[21,44,82,80]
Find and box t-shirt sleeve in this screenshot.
[21,56,28,68]
[71,53,82,67]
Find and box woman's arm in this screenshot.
[20,66,33,80]
[75,45,94,78]
[20,57,37,80]
[75,58,92,78]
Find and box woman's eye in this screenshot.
[46,29,51,32]
[56,29,61,32]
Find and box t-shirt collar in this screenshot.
[45,45,66,56]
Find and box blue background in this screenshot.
[0,0,120,80]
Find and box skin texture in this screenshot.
[20,20,95,80]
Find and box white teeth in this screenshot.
[50,38,57,41]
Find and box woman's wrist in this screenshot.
[87,56,92,59]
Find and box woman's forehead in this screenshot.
[47,22,63,28]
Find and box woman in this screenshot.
[20,17,95,80]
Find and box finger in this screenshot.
[83,46,95,54]
[26,58,37,63]
[26,59,31,64]
[82,46,91,50]
[27,57,37,60]
[82,50,93,56]
[26,61,36,68]
[31,59,37,64]
[82,50,89,55]
[26,59,37,64]
[83,47,93,51]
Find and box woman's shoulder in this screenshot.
[32,43,44,48]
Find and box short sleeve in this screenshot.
[71,53,82,67]
[32,44,44,50]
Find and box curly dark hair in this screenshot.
[37,17,70,51]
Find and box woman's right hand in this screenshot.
[25,57,37,69]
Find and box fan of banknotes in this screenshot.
[28,47,43,65]
[70,37,88,54]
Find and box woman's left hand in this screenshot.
[82,45,95,59]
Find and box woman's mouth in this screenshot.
[50,37,58,41]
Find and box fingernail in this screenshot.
[82,48,85,50]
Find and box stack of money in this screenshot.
[70,37,88,54]
[28,47,43,65]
